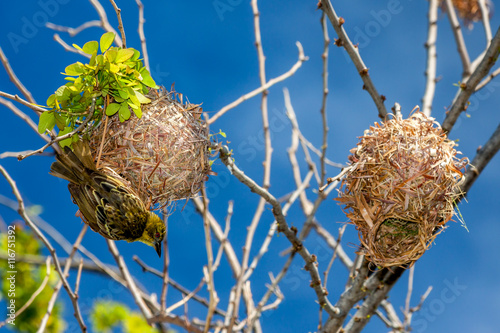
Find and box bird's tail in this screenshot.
[49,140,96,184]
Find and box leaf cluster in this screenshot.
[90,300,159,333]
[38,32,157,147]
[0,225,65,332]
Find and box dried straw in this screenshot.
[336,111,468,267]
[88,87,211,210]
[442,0,487,25]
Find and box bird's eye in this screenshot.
[155,232,160,239]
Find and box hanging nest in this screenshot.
[336,111,468,268]
[441,0,491,27]
[88,87,212,210]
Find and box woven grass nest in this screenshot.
[336,111,468,268]
[88,87,212,210]
[441,0,489,25]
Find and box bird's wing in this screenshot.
[92,173,147,240]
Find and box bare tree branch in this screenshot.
[319,0,388,119]
[218,146,340,317]
[0,47,36,104]
[442,26,500,133]
[444,0,471,77]
[460,121,500,194]
[422,0,439,116]
[207,42,308,125]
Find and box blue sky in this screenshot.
[1,1,500,332]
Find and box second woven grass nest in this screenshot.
[336,111,468,268]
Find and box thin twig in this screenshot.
[200,187,218,332]
[0,165,87,332]
[312,222,353,269]
[18,98,96,160]
[53,33,91,58]
[0,257,52,329]
[89,0,122,46]
[109,0,126,48]
[165,278,205,313]
[247,254,295,330]
[192,197,242,276]
[213,201,233,271]
[0,46,35,104]
[229,2,274,330]
[46,20,102,37]
[444,0,471,77]
[422,0,439,116]
[134,0,150,71]
[107,240,153,320]
[460,121,500,195]
[478,0,492,44]
[319,0,387,119]
[284,87,314,214]
[379,299,403,330]
[0,91,47,114]
[160,213,170,313]
[136,258,233,322]
[38,226,88,333]
[323,225,346,290]
[0,97,53,148]
[403,266,415,329]
[219,147,339,317]
[442,26,500,133]
[74,258,84,295]
[474,67,500,91]
[207,42,308,125]
[319,12,330,185]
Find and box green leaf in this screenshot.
[128,101,139,110]
[109,63,120,73]
[90,301,127,333]
[118,102,130,122]
[55,86,71,101]
[46,94,56,107]
[130,48,140,61]
[100,32,115,53]
[82,41,99,55]
[124,313,156,333]
[105,49,118,63]
[117,89,129,99]
[65,63,84,76]
[72,43,84,52]
[96,54,105,66]
[132,106,142,118]
[116,49,135,63]
[133,90,151,104]
[128,91,141,107]
[139,69,157,88]
[58,126,74,148]
[38,111,56,134]
[89,52,97,66]
[106,102,120,116]
[54,113,68,130]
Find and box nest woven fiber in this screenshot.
[442,0,488,25]
[336,111,468,268]
[88,87,211,210]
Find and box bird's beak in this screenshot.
[155,241,162,257]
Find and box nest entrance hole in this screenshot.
[374,218,420,258]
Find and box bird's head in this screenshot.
[138,212,166,257]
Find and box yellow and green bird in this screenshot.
[50,140,165,257]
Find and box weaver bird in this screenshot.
[50,140,165,257]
